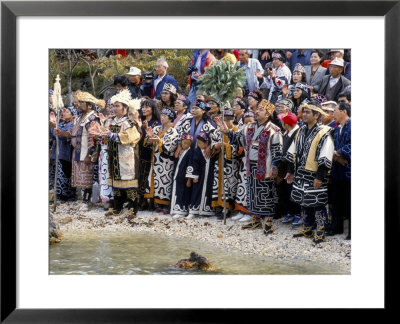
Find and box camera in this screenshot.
[143,70,154,80]
[186,64,198,76]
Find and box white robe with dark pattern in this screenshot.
[144,124,179,205]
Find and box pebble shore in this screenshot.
[50,201,351,274]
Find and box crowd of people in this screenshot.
[49,49,351,245]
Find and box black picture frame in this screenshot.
[1,0,398,322]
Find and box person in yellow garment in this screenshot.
[88,89,141,220]
[284,101,334,244]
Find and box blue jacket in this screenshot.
[331,119,351,180]
[143,73,179,99]
[289,50,312,72]
[50,120,74,162]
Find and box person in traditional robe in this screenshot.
[276,112,301,226]
[170,133,194,219]
[232,97,248,129]
[174,99,221,155]
[186,132,217,219]
[284,101,334,244]
[230,111,255,221]
[54,91,104,204]
[97,100,114,210]
[173,94,191,127]
[211,109,240,219]
[88,89,141,220]
[143,107,179,214]
[138,99,160,210]
[217,99,283,235]
[49,106,77,202]
[157,83,178,111]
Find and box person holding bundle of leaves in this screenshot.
[230,110,256,222]
[212,109,240,220]
[217,99,283,235]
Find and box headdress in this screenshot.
[294,82,309,93]
[205,97,220,106]
[277,112,297,126]
[234,98,248,111]
[223,109,234,118]
[75,90,106,109]
[162,83,177,95]
[243,111,255,119]
[248,91,262,102]
[313,93,328,104]
[321,101,337,112]
[293,63,305,74]
[197,131,209,143]
[277,98,294,112]
[65,105,78,118]
[300,102,328,117]
[110,89,140,113]
[181,133,194,141]
[177,94,191,107]
[258,99,275,116]
[271,50,286,62]
[193,99,207,111]
[160,107,176,120]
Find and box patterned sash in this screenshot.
[108,124,122,180]
[246,123,270,180]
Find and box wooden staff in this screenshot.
[52,75,64,212]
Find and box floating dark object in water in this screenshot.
[174,252,215,271]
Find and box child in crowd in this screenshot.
[186,132,216,219]
[170,133,194,219]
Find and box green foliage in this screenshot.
[197,60,246,109]
[49,49,193,99]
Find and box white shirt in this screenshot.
[237,58,264,92]
[285,124,300,137]
[153,73,166,92]
[329,76,340,88]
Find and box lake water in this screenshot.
[49,231,346,275]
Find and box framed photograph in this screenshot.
[1,0,397,322]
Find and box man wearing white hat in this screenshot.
[325,49,351,80]
[317,58,351,102]
[126,66,144,99]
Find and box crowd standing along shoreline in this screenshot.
[49,49,351,255]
